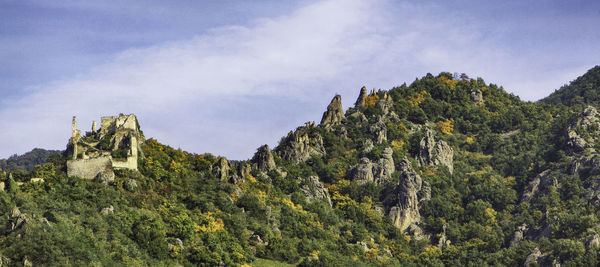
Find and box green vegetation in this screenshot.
[1,66,600,266]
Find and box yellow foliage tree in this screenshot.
[436,119,454,135]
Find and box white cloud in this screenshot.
[1,0,597,159]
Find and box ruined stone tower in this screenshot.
[66,114,144,180]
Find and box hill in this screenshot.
[542,65,600,107]
[0,148,61,172]
[0,68,600,266]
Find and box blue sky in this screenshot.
[1,0,599,159]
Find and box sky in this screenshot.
[1,0,599,160]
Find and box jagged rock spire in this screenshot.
[355,86,368,108]
[320,94,345,128]
[253,145,276,172]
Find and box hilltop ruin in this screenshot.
[66,114,144,181]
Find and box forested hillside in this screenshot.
[1,67,600,266]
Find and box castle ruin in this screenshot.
[66,114,144,181]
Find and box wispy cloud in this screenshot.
[1,0,598,159]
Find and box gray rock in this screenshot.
[586,234,600,248]
[471,89,484,105]
[277,127,325,164]
[362,139,374,153]
[376,92,394,115]
[386,158,423,231]
[124,179,138,192]
[510,224,528,247]
[417,128,453,174]
[100,205,115,216]
[300,176,332,207]
[212,157,230,180]
[524,247,542,267]
[521,170,557,204]
[253,145,276,172]
[10,206,21,218]
[94,170,115,185]
[369,116,387,144]
[320,94,345,128]
[23,256,32,267]
[357,241,369,252]
[373,147,395,184]
[250,233,265,246]
[567,106,600,152]
[351,158,375,184]
[355,86,368,108]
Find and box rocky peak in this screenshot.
[300,175,332,207]
[417,128,454,174]
[376,92,394,114]
[252,145,276,172]
[277,126,326,164]
[320,94,345,128]
[471,89,484,105]
[355,86,368,108]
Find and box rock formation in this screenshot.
[277,125,325,164]
[417,128,454,174]
[355,86,368,108]
[300,176,332,207]
[567,106,600,152]
[521,170,558,204]
[66,114,144,180]
[253,145,276,172]
[471,89,484,105]
[369,116,388,144]
[320,95,345,128]
[213,157,230,180]
[350,147,395,184]
[386,158,423,231]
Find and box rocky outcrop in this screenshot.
[587,234,600,248]
[369,116,387,144]
[510,224,528,247]
[300,176,332,207]
[377,92,394,115]
[213,157,230,180]
[471,89,484,105]
[355,86,368,108]
[253,145,276,173]
[386,158,423,231]
[320,95,345,128]
[566,106,600,152]
[524,247,543,267]
[277,126,325,164]
[417,128,454,174]
[8,206,29,233]
[374,148,395,183]
[349,147,395,184]
[521,170,558,204]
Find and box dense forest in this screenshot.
[0,148,61,172]
[1,66,600,266]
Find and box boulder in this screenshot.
[94,170,115,185]
[252,145,276,172]
[320,95,345,128]
[417,128,454,174]
[300,176,332,207]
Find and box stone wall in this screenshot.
[67,156,113,179]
